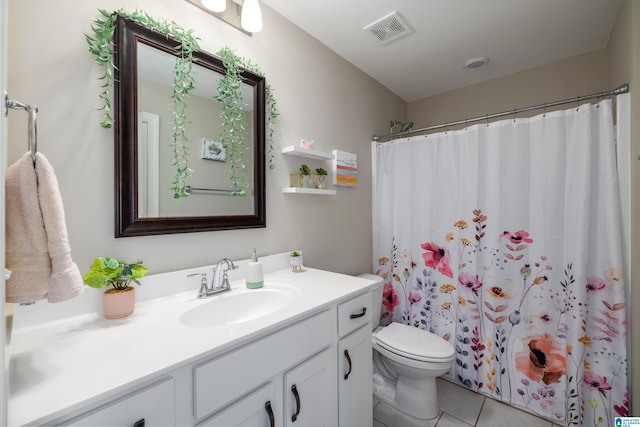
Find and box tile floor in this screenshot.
[373,378,564,427]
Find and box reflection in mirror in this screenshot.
[114,15,265,237]
[136,43,255,218]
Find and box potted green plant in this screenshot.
[314,167,328,189]
[290,250,303,272]
[290,164,314,188]
[83,257,148,319]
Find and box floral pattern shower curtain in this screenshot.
[373,100,628,426]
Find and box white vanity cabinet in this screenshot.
[195,309,337,427]
[337,292,373,427]
[9,265,381,427]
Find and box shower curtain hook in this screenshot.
[576,95,580,111]
[543,103,547,118]
[512,109,516,123]
[485,114,489,127]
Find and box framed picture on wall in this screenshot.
[332,150,357,186]
[201,138,226,161]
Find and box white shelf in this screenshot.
[281,146,334,160]
[282,187,337,195]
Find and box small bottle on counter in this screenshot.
[246,248,264,289]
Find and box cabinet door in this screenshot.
[199,383,278,427]
[284,348,337,427]
[338,326,372,427]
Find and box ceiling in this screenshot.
[262,0,623,102]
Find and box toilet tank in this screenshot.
[358,273,384,330]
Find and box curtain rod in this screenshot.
[372,83,629,142]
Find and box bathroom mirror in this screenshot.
[114,15,266,237]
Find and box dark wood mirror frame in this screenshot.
[114,15,266,237]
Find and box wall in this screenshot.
[608,0,640,415]
[408,49,610,127]
[5,0,405,309]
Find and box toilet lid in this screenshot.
[375,322,454,360]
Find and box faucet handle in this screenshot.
[188,273,209,298]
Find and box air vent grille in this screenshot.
[364,11,411,44]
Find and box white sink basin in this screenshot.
[179,286,298,328]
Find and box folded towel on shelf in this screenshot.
[5,152,84,303]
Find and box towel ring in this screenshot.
[4,89,39,162]
[26,105,37,161]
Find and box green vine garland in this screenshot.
[216,47,279,178]
[86,9,278,199]
[85,9,118,129]
[86,9,199,198]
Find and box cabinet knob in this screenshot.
[344,349,353,380]
[291,384,301,422]
[349,307,367,319]
[132,419,145,427]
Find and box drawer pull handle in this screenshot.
[344,349,353,380]
[291,384,301,422]
[132,419,145,427]
[350,307,367,319]
[265,401,275,427]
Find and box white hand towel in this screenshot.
[5,152,84,303]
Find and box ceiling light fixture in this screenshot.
[463,56,490,70]
[201,0,227,13]
[240,0,263,33]
[186,0,263,35]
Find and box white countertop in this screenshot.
[8,265,380,426]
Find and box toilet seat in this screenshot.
[374,323,454,362]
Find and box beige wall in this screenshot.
[408,49,610,128]
[5,0,405,288]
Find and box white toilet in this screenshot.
[362,274,455,420]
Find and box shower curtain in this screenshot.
[373,99,628,425]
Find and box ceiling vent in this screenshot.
[364,11,411,45]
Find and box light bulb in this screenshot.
[241,0,263,33]
[202,0,226,12]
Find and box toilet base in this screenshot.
[396,374,439,419]
[373,375,439,420]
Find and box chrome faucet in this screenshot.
[188,258,238,298]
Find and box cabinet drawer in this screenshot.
[64,378,175,426]
[337,292,371,338]
[194,309,335,421]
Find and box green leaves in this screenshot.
[216,46,279,175]
[83,257,148,291]
[85,9,117,128]
[216,47,249,194]
[87,9,200,198]
[87,11,278,198]
[170,52,196,198]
